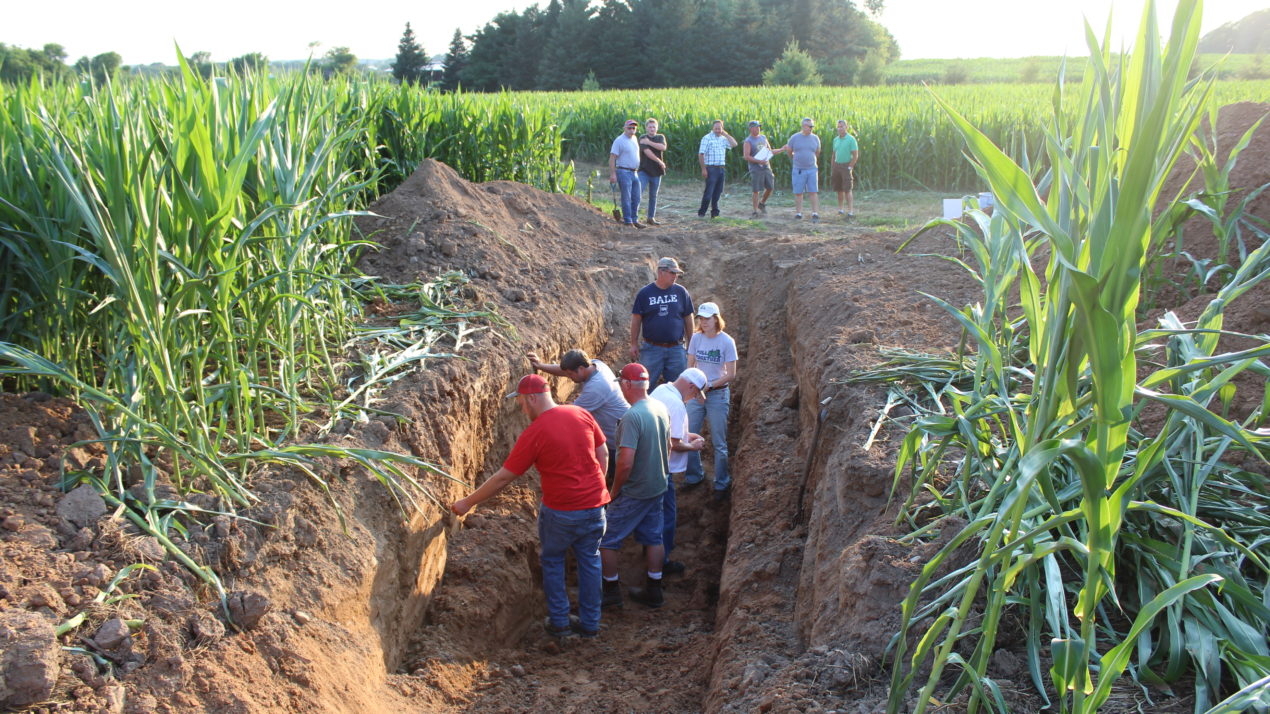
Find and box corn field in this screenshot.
[478,79,1269,192]
[0,61,566,608]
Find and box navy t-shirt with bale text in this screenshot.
[632,283,694,344]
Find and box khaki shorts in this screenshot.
[750,167,774,193]
[831,162,854,192]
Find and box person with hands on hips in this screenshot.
[683,302,738,502]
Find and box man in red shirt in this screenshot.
[451,374,610,638]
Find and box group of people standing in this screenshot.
[610,117,861,226]
[450,257,736,639]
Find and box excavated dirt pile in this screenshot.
[0,101,1267,713]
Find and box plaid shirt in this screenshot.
[698,132,732,165]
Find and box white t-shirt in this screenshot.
[650,383,689,474]
[610,134,640,170]
[688,331,737,385]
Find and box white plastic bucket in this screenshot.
[978,192,995,210]
[942,198,963,219]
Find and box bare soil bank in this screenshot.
[1,102,1266,713]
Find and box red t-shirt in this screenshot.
[503,405,611,511]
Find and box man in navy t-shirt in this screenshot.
[629,257,694,385]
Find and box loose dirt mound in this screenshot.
[2,100,1267,713]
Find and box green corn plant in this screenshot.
[852,2,1270,713]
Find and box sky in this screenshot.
[2,1,1266,66]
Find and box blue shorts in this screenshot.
[792,168,819,194]
[599,493,664,549]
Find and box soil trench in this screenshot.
[372,165,979,713]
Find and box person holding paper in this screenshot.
[742,120,784,219]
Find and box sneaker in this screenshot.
[838,209,846,215]
[647,217,661,226]
[710,212,720,219]
[697,211,707,218]
[713,488,731,503]
[811,213,819,223]
[571,621,599,638]
[750,211,760,219]
[631,221,645,229]
[795,213,803,220]
[681,478,704,490]
[602,579,624,609]
[847,212,855,218]
[759,201,767,214]
[543,616,577,638]
[629,576,664,609]
[662,561,686,576]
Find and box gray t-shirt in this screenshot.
[744,134,771,173]
[787,132,821,170]
[688,331,738,384]
[615,397,670,499]
[610,134,640,170]
[573,360,629,445]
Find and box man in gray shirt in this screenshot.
[527,348,630,481]
[778,117,822,222]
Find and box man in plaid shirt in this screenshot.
[696,120,737,218]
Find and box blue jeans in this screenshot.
[639,343,686,386]
[639,172,662,219]
[685,386,731,489]
[662,478,677,562]
[616,169,640,224]
[698,165,725,216]
[538,504,606,632]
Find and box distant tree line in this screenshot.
[1198,9,1269,54]
[0,43,123,84]
[436,0,896,91]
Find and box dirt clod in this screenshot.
[0,611,60,709]
[93,618,131,650]
[226,590,271,630]
[57,483,108,529]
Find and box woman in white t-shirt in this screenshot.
[684,301,738,500]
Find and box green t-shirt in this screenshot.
[832,133,859,164]
[615,397,671,499]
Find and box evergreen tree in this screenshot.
[393,23,427,84]
[509,5,549,90]
[461,13,520,90]
[537,0,594,89]
[590,0,643,89]
[762,40,821,86]
[642,0,700,87]
[441,28,467,90]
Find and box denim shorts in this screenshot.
[792,168,819,194]
[599,493,664,549]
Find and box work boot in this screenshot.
[629,576,664,609]
[602,579,624,609]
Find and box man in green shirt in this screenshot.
[600,363,673,609]
[831,119,860,218]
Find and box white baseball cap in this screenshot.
[679,368,708,390]
[696,302,720,318]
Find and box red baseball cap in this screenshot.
[506,374,549,399]
[616,363,649,381]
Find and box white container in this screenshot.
[942,198,963,219]
[978,192,995,210]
